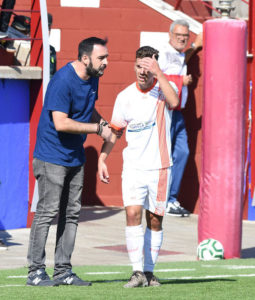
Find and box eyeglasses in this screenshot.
[172,32,190,38]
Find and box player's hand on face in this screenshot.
[140,55,160,78]
[98,160,110,184]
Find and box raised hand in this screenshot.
[139,54,162,78]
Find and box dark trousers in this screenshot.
[27,158,84,278]
[0,0,16,32]
[168,110,189,203]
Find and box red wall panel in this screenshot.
[16,0,203,212]
[101,0,146,9]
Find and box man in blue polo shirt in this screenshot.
[27,37,113,287]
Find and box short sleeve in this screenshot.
[44,78,72,114]
[110,94,128,130]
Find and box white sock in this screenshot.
[144,227,163,273]
[125,224,144,272]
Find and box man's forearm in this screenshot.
[185,32,203,64]
[100,133,118,158]
[157,72,179,108]
[53,111,99,134]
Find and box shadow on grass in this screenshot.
[161,278,236,285]
[90,279,127,284]
[87,278,236,285]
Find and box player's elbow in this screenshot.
[52,111,69,132]
[54,121,66,132]
[170,97,180,108]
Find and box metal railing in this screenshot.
[171,0,249,16]
[0,3,43,66]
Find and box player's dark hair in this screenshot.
[136,46,159,61]
[78,37,108,60]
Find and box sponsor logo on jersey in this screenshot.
[128,121,155,132]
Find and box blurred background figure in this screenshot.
[48,13,57,78]
[0,0,16,38]
[0,239,7,250]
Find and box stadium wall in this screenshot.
[1,0,253,229]
[47,0,203,213]
[12,0,204,215]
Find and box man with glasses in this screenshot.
[0,0,15,38]
[158,19,202,217]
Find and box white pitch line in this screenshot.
[8,270,195,277]
[164,273,255,280]
[7,268,254,278]
[0,285,25,288]
[202,265,255,270]
[8,276,27,278]
[226,266,255,270]
[85,271,123,275]
[156,269,196,272]
[8,272,124,278]
[5,270,255,285]
[85,269,196,275]
[2,273,255,288]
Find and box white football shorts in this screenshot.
[121,167,172,216]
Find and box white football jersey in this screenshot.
[111,79,174,171]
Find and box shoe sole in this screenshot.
[123,280,148,288]
[27,282,55,287]
[124,283,148,288]
[148,283,161,287]
[166,212,190,217]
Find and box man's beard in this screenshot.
[86,61,106,78]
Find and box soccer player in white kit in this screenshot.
[98,46,179,288]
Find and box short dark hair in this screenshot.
[136,46,159,60]
[78,37,108,60]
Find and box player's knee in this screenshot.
[146,213,162,231]
[126,206,142,226]
[148,221,162,231]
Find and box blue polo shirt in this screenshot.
[34,62,99,167]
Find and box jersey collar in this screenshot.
[136,78,157,93]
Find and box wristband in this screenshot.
[96,123,103,136]
[96,121,109,136]
[100,120,109,126]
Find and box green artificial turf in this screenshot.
[1,259,255,299]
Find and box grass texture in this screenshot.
[1,259,255,299]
